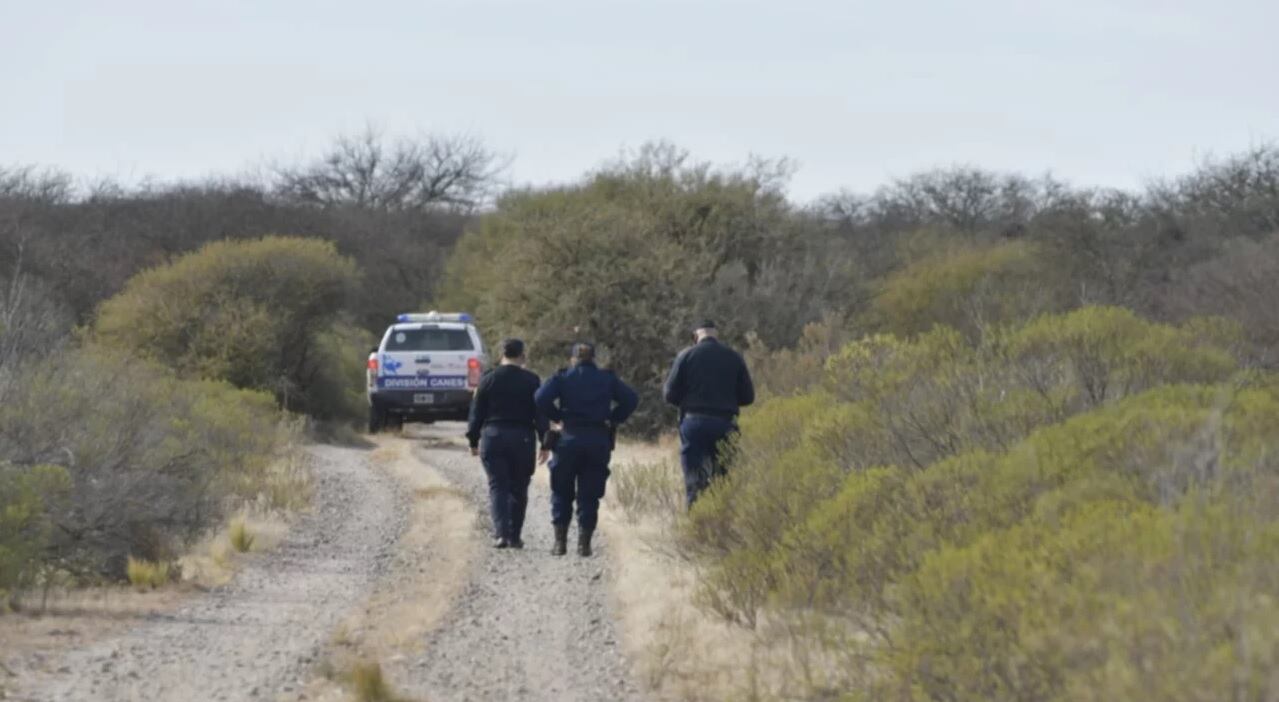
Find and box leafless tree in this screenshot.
[0,242,71,402]
[873,167,1065,235]
[1149,144,1279,238]
[1169,234,1279,367]
[0,165,72,203]
[272,128,506,212]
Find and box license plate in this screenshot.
[413,393,435,405]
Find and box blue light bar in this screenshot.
[395,312,475,323]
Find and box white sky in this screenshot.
[2,0,1275,202]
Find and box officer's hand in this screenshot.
[538,449,551,465]
[470,446,479,457]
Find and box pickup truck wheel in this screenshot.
[368,404,386,434]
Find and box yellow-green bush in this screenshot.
[679,306,1279,699]
[1007,306,1238,411]
[94,236,366,419]
[680,392,846,625]
[868,240,1066,339]
[888,499,1279,702]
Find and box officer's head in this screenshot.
[693,319,718,341]
[500,338,526,365]
[569,342,596,366]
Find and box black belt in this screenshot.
[683,410,736,421]
[563,421,609,430]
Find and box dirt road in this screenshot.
[6,445,408,701]
[397,427,643,702]
[4,424,646,702]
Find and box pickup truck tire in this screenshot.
[368,404,387,434]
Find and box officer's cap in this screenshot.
[693,319,717,332]
[501,338,525,359]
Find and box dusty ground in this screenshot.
[2,424,650,702]
[3,444,407,702]
[397,425,644,702]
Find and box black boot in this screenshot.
[552,524,568,556]
[492,536,510,549]
[577,527,594,557]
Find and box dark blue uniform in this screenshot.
[663,337,755,506]
[467,364,548,544]
[534,362,639,531]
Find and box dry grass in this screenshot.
[179,510,289,588]
[611,457,685,523]
[290,431,474,701]
[228,519,255,553]
[253,419,314,511]
[125,557,172,590]
[348,660,407,702]
[603,440,843,701]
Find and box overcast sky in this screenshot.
[2,0,1275,201]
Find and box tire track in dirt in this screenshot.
[397,425,645,702]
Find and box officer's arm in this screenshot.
[530,373,550,444]
[737,356,756,408]
[662,352,686,407]
[466,374,492,448]
[534,374,564,423]
[610,376,640,425]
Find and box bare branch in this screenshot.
[272,127,506,212]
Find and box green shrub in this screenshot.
[868,240,1066,339]
[93,236,366,419]
[1006,306,1238,411]
[891,499,1279,702]
[0,346,282,579]
[437,145,851,434]
[678,306,1279,699]
[0,463,70,603]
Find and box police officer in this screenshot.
[467,338,549,549]
[534,342,639,557]
[663,320,755,507]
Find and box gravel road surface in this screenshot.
[6,425,647,702]
[7,445,407,702]
[397,424,645,702]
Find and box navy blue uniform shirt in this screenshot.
[663,337,755,418]
[534,361,639,428]
[467,364,549,448]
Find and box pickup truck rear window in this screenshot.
[386,328,475,352]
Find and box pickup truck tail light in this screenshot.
[467,358,482,388]
[367,356,378,372]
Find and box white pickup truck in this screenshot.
[366,312,487,433]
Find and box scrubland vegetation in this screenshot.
[0,131,487,603]
[580,146,1279,699]
[6,130,1279,699]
